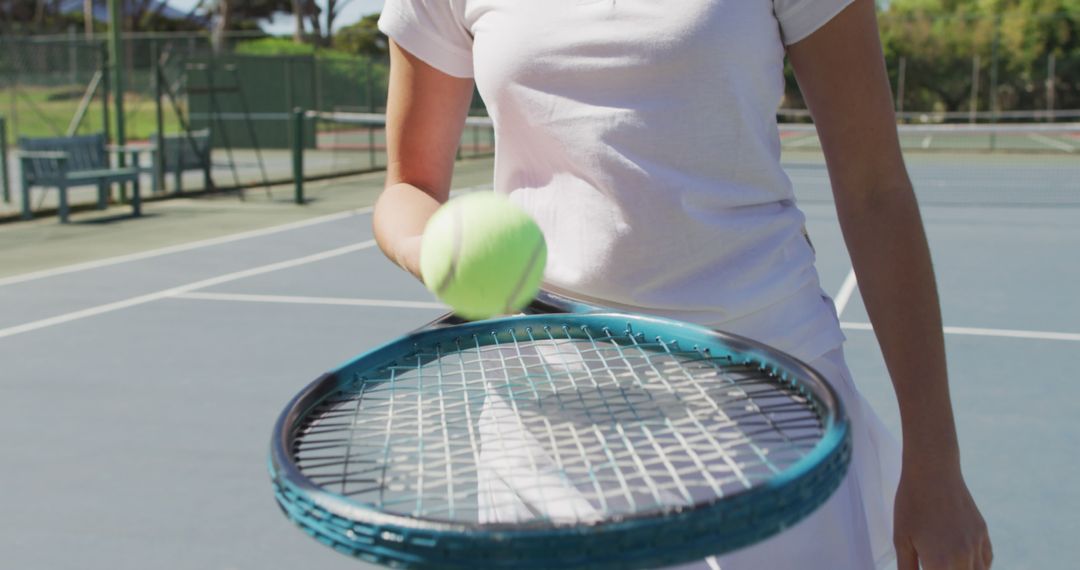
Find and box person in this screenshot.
[370,0,992,568]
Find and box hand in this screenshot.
[894,463,992,569]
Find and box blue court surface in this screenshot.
[1,152,1077,569]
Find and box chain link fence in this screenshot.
[880,12,1080,123]
[2,12,1078,219]
[0,30,401,218]
[3,12,1073,143]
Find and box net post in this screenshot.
[0,115,10,204]
[291,107,305,205]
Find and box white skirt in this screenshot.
[476,346,901,569]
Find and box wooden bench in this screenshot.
[18,133,156,223]
[151,129,212,194]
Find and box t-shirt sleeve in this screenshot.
[378,0,474,78]
[773,0,857,46]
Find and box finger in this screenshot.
[895,540,918,570]
[949,552,975,570]
[981,537,994,569]
[922,552,964,570]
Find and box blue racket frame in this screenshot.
[269,313,851,569]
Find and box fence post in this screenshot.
[1,115,10,204]
[8,48,19,137]
[314,57,323,114]
[989,13,1000,150]
[1046,53,1056,122]
[108,0,128,203]
[895,56,906,117]
[68,25,78,85]
[969,54,980,124]
[100,42,112,147]
[153,40,166,193]
[292,107,305,205]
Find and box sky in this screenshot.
[165,0,385,34]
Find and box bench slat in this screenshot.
[66,167,140,181]
[20,134,108,179]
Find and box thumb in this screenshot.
[896,538,919,570]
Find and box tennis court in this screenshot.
[0,149,1077,569]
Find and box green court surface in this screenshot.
[0,151,1077,569]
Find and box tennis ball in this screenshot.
[420,192,547,320]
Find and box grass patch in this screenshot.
[1,84,184,144]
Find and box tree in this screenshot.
[205,0,314,51]
[211,0,231,53]
[333,13,387,57]
[876,0,1080,113]
[324,0,356,46]
[0,0,197,36]
[0,0,83,34]
[83,0,92,37]
[306,0,321,44]
[290,0,358,48]
[291,0,303,42]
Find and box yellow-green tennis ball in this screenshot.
[420,193,547,320]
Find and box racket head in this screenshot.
[270,313,850,569]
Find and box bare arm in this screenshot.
[789,0,955,469]
[787,1,991,568]
[373,39,475,279]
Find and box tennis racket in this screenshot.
[269,290,850,569]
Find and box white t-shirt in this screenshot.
[379,0,853,363]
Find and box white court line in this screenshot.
[0,183,496,288]
[785,134,821,148]
[176,291,444,310]
[0,241,376,340]
[840,321,1080,342]
[832,269,858,318]
[1027,133,1076,152]
[0,209,367,288]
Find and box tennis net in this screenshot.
[299,112,1077,176]
[291,111,1078,207]
[779,120,1080,154]
[776,116,1080,206]
[299,110,495,180]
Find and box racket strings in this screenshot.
[291,323,825,525]
[565,327,761,507]
[560,327,696,509]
